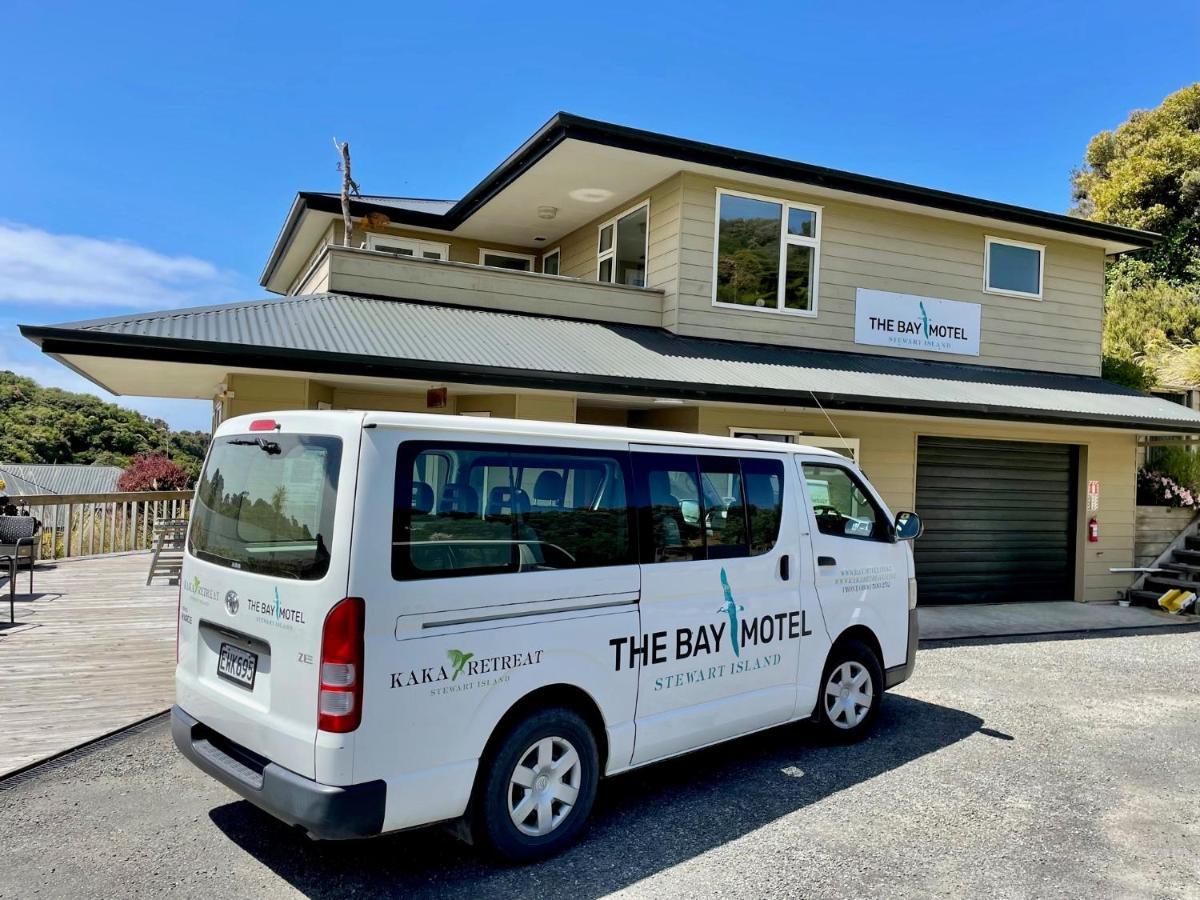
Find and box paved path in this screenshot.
[1,629,1197,899]
[919,599,1200,640]
[0,553,176,775]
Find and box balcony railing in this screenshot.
[303,244,666,328]
[16,490,194,561]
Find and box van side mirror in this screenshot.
[894,511,922,541]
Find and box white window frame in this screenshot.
[712,188,822,318]
[984,235,1044,300]
[541,246,562,276]
[478,249,537,271]
[365,233,450,260]
[596,200,650,286]
[729,428,858,460]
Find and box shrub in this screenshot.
[1137,469,1199,508]
[118,453,191,491]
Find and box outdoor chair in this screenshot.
[0,515,39,596]
[147,518,189,585]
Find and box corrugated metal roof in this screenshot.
[29,293,1200,432]
[0,464,123,496]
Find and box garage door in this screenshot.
[914,437,1078,605]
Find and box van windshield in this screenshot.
[189,434,342,579]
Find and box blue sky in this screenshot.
[2,1,1196,431]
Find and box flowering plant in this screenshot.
[1137,468,1199,508]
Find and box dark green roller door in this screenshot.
[915,437,1078,605]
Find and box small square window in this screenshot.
[787,208,816,238]
[985,237,1043,299]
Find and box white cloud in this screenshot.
[0,221,233,308]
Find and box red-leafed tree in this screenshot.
[118,453,191,491]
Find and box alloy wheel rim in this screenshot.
[824,661,873,729]
[507,735,582,837]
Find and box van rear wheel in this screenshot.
[474,707,599,862]
[816,640,883,743]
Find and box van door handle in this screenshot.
[818,556,837,567]
[779,554,790,581]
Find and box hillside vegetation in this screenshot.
[0,371,209,480]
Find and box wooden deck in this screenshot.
[0,553,176,776]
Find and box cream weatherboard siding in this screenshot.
[287,222,338,295]
[693,405,1136,603]
[217,370,1137,602]
[555,174,683,326]
[673,173,1106,377]
[320,247,664,327]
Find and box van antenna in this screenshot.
[808,390,855,458]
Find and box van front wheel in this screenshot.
[474,707,599,862]
[816,640,883,742]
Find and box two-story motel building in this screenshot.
[23,114,1200,605]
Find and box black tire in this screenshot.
[473,706,599,863]
[815,639,883,743]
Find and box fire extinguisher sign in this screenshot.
[1087,480,1100,513]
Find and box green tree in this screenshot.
[1072,83,1200,285]
[1072,84,1200,387]
[0,371,210,473]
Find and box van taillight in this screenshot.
[318,597,365,733]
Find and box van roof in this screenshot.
[222,410,845,458]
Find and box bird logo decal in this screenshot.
[716,568,744,658]
[919,300,931,340]
[447,649,474,681]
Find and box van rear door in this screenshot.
[176,412,361,781]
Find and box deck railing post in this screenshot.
[14,491,190,561]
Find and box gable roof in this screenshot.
[21,293,1200,434]
[262,112,1158,288]
[0,464,123,496]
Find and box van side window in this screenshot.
[743,457,785,556]
[393,442,635,579]
[634,454,785,563]
[802,462,887,541]
[699,456,748,559]
[634,453,705,563]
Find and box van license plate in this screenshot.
[217,642,258,688]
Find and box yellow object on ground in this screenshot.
[1157,589,1197,614]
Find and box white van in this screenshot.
[173,411,921,860]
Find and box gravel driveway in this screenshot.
[2,629,1198,899]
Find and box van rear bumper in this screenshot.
[172,705,385,840]
[884,609,919,689]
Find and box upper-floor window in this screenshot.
[597,202,648,287]
[480,249,536,272]
[366,233,449,260]
[984,236,1043,300]
[713,189,821,316]
[541,247,561,276]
